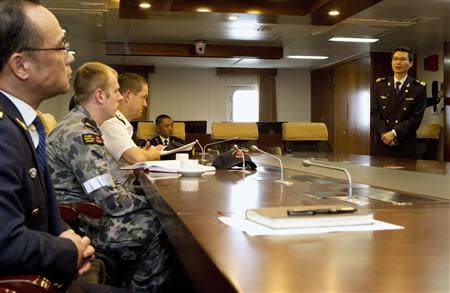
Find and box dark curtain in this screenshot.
[259,74,277,121]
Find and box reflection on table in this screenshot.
[140,154,449,293]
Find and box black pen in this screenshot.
[287,207,356,216]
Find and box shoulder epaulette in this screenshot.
[115,114,126,125]
[376,77,387,83]
[0,104,3,119]
[414,79,426,86]
[82,118,97,130]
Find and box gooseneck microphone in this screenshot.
[197,137,240,165]
[232,145,251,174]
[195,139,205,164]
[251,145,292,185]
[302,160,353,200]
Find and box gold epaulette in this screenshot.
[376,77,387,83]
[414,79,427,86]
[82,118,97,130]
[0,104,3,119]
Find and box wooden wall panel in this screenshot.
[444,42,450,161]
[334,56,371,155]
[311,68,336,151]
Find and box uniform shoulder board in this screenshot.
[376,77,387,83]
[414,79,427,86]
[115,114,126,125]
[0,104,4,119]
[82,118,97,130]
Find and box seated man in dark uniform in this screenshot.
[0,1,124,292]
[149,114,186,160]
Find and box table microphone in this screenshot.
[302,160,353,200]
[232,145,251,174]
[250,145,292,185]
[196,137,239,165]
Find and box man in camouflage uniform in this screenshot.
[371,47,427,158]
[46,62,174,292]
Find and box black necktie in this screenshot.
[33,116,47,174]
[395,81,401,97]
[163,139,168,146]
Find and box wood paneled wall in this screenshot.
[311,55,371,155]
[444,42,450,161]
[311,68,335,150]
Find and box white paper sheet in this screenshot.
[218,216,403,236]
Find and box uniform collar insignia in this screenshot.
[15,117,28,130]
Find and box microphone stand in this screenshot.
[232,145,251,174]
[197,136,239,165]
[302,160,356,203]
[251,146,292,185]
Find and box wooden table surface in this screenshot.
[142,159,450,293]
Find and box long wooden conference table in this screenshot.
[142,153,449,293]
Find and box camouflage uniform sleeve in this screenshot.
[64,128,149,217]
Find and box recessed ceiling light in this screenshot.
[139,2,151,9]
[329,37,379,43]
[228,14,239,21]
[196,7,211,12]
[328,10,340,16]
[288,55,329,60]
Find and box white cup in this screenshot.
[180,180,199,192]
[180,159,198,171]
[176,153,189,161]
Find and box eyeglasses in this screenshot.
[19,41,71,54]
[392,57,409,62]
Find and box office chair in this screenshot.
[59,203,135,288]
[0,275,54,293]
[36,111,58,136]
[416,123,442,160]
[135,121,186,146]
[282,122,331,153]
[210,122,259,152]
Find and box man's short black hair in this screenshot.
[391,46,414,62]
[0,0,43,71]
[155,114,172,126]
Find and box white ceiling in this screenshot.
[42,0,450,69]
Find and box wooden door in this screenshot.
[334,56,371,155]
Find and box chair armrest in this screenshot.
[0,275,54,293]
[59,202,104,224]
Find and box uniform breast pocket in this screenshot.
[401,98,415,113]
